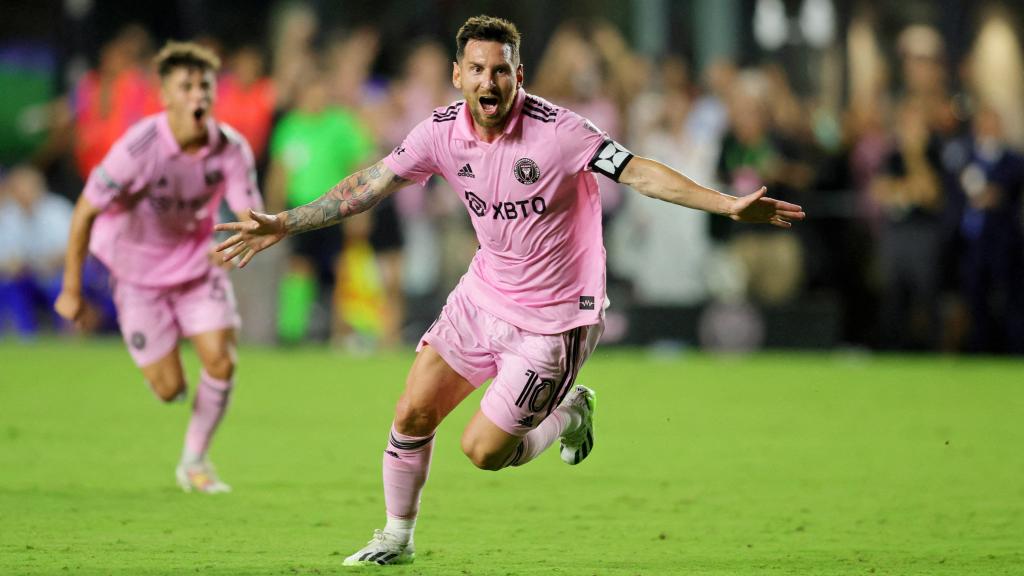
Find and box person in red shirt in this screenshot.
[215,44,276,164]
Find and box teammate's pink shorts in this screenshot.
[113,266,240,367]
[418,283,603,437]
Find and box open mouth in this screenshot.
[193,108,206,122]
[479,95,499,115]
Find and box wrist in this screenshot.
[719,192,739,218]
[276,210,291,235]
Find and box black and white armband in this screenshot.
[587,139,634,182]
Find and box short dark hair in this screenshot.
[154,41,220,77]
[456,15,521,64]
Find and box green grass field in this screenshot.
[1,338,1022,575]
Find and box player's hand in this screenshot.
[729,186,806,228]
[214,209,288,268]
[54,290,86,327]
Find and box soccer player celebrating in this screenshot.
[55,42,263,493]
[216,16,804,564]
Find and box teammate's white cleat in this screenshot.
[342,529,415,566]
[176,459,232,494]
[560,385,596,465]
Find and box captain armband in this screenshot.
[587,139,634,182]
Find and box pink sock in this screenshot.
[382,425,435,519]
[505,405,579,467]
[183,370,233,461]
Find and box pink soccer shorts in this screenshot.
[113,266,240,367]
[418,282,603,436]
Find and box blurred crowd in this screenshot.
[2,4,1023,355]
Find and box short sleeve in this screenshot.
[556,110,607,173]
[82,136,141,211]
[382,117,439,186]
[223,135,264,213]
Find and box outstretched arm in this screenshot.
[215,160,412,267]
[618,156,805,227]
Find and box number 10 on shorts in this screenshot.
[516,370,556,413]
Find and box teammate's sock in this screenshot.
[383,515,417,544]
[278,273,316,343]
[183,370,233,460]
[382,424,434,537]
[505,404,581,467]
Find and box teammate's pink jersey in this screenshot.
[83,112,263,288]
[384,89,620,334]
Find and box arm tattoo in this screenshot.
[284,161,410,234]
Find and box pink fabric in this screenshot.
[383,425,435,519]
[383,89,609,334]
[417,281,602,436]
[184,369,233,457]
[84,112,263,288]
[113,266,240,367]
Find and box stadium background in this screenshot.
[2,2,1023,575]
[3,0,1024,353]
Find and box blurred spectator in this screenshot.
[71,25,160,181]
[687,58,737,153]
[871,101,946,350]
[716,70,806,305]
[534,22,628,218]
[615,55,713,305]
[534,22,622,139]
[215,44,276,166]
[897,25,959,139]
[266,67,374,344]
[968,10,1024,149]
[946,104,1024,353]
[324,28,405,349]
[381,40,466,307]
[269,1,319,111]
[0,166,72,335]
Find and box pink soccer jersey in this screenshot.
[384,89,632,334]
[83,112,263,287]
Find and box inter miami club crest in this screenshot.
[130,332,147,350]
[513,158,541,185]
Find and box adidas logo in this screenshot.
[457,163,475,178]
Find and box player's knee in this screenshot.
[461,438,505,471]
[203,355,235,381]
[393,401,440,437]
[150,375,187,403]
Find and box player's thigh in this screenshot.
[189,327,237,380]
[395,345,476,436]
[139,346,186,401]
[461,409,521,470]
[175,267,240,372]
[113,280,181,375]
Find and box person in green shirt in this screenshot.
[266,71,374,343]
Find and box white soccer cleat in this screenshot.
[559,385,596,465]
[342,529,415,566]
[176,459,232,494]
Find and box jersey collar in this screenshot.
[452,88,526,142]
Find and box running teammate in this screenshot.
[216,16,804,563]
[56,41,263,493]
